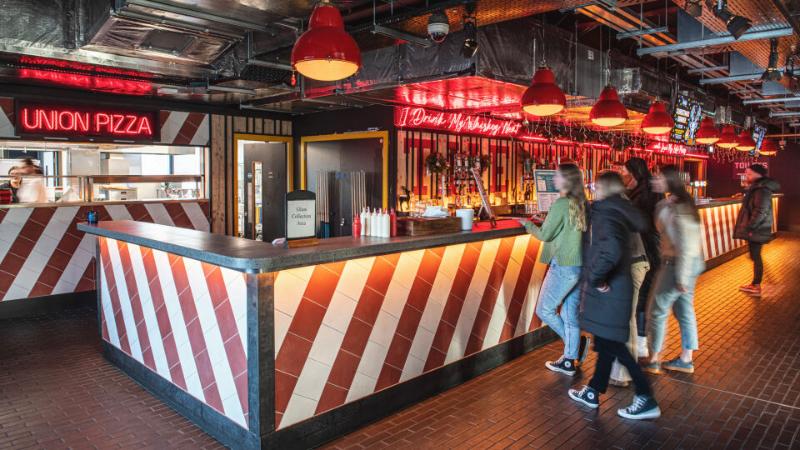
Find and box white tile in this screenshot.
[279,394,318,429]
[334,258,373,302]
[307,324,345,367]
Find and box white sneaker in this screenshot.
[636,336,649,359]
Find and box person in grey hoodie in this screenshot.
[643,165,705,375]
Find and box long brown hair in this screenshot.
[558,162,588,232]
[659,165,700,222]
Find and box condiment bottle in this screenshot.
[389,208,397,237]
[352,214,361,238]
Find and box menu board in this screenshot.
[534,170,560,212]
[670,95,703,145]
[752,124,767,153]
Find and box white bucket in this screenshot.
[455,208,474,231]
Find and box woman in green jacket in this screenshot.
[518,163,588,376]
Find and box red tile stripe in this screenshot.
[500,237,541,342]
[0,201,209,301]
[0,208,55,296]
[275,262,346,426]
[116,241,157,371]
[139,246,187,390]
[315,254,401,414]
[423,242,483,372]
[174,112,205,145]
[201,262,249,421]
[167,253,224,413]
[98,237,132,355]
[375,247,444,391]
[464,237,516,355]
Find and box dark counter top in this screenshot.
[78,219,527,272]
[696,193,782,209]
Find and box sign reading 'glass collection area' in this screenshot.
[286,190,316,240]
[15,102,159,141]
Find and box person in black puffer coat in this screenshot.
[734,164,780,297]
[568,171,661,421]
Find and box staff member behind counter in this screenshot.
[0,158,48,204]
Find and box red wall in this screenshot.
[706,144,799,232]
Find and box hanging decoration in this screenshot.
[291,1,361,82]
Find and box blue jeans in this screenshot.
[647,259,701,355]
[536,260,582,360]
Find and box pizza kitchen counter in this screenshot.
[78,218,554,449]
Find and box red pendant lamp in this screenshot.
[641,100,674,135]
[716,125,739,149]
[735,129,756,151]
[694,117,720,144]
[590,86,628,127]
[291,1,361,82]
[759,138,778,156]
[521,66,566,117]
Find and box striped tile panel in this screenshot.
[98,237,249,428]
[0,201,210,301]
[699,198,780,261]
[273,234,547,429]
[158,111,210,146]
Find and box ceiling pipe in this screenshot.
[616,26,668,40]
[743,96,800,105]
[687,65,728,74]
[698,72,770,84]
[769,111,800,118]
[636,25,794,57]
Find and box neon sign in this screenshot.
[395,107,522,137]
[647,141,688,155]
[16,103,158,141]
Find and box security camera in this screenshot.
[428,11,450,44]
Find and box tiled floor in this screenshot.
[2,236,799,449]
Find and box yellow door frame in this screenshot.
[299,130,390,209]
[232,133,294,237]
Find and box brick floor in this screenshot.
[2,236,799,449]
[324,235,800,450]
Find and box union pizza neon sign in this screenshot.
[16,103,158,141]
[394,107,521,138]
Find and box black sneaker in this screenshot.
[617,395,662,420]
[578,335,591,364]
[545,357,577,376]
[568,385,599,409]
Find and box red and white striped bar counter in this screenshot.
[0,200,209,317]
[697,195,780,268]
[79,219,554,449]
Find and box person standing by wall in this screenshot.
[734,164,780,297]
[517,162,589,376]
[568,172,660,420]
[620,158,663,359]
[643,165,705,375]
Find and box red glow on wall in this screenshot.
[395,107,522,137]
[17,103,157,141]
[19,69,153,96]
[18,56,153,79]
